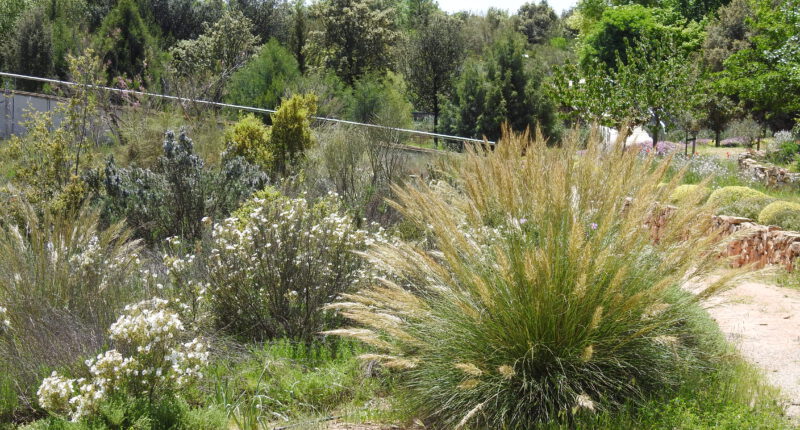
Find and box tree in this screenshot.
[5,6,54,91]
[405,14,465,146]
[517,1,558,45]
[579,5,690,69]
[441,59,488,139]
[0,0,29,52]
[697,82,740,147]
[718,0,800,131]
[138,0,224,42]
[609,0,730,21]
[482,32,556,141]
[312,0,399,85]
[443,34,556,142]
[232,0,291,44]
[553,37,696,147]
[94,0,155,82]
[168,9,260,104]
[226,39,300,110]
[398,0,437,29]
[701,0,752,72]
[289,0,308,74]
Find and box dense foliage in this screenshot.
[1,0,799,428]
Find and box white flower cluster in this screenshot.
[109,298,184,349]
[0,305,10,331]
[37,298,208,421]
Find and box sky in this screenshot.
[437,0,578,15]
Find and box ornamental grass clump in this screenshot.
[0,202,143,413]
[202,191,385,342]
[326,128,732,428]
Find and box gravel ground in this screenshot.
[704,279,800,419]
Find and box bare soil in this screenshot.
[703,278,800,418]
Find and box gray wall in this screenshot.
[1,91,64,139]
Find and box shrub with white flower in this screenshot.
[202,191,385,341]
[36,298,209,421]
[0,305,10,332]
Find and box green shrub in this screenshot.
[197,192,382,342]
[270,94,317,175]
[349,72,413,128]
[758,201,800,230]
[226,39,300,110]
[706,186,776,219]
[668,184,711,206]
[327,129,732,428]
[223,114,273,171]
[101,130,268,242]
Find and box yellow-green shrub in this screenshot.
[224,114,273,170]
[271,94,318,174]
[706,186,775,219]
[669,184,711,206]
[758,201,800,231]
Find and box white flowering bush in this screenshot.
[0,305,9,333]
[0,203,143,416]
[202,192,383,341]
[37,298,209,422]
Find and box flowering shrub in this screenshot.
[202,192,382,341]
[37,298,209,421]
[0,305,9,332]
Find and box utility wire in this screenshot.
[0,71,494,145]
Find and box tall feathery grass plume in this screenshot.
[325,126,736,428]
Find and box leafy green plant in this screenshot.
[327,128,733,428]
[223,114,273,172]
[668,184,711,206]
[706,186,776,219]
[758,201,800,230]
[270,94,317,175]
[101,129,268,242]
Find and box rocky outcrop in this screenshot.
[738,153,800,188]
[713,215,800,271]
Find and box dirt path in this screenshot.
[704,279,800,418]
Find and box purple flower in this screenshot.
[590,223,598,230]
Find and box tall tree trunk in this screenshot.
[715,129,721,148]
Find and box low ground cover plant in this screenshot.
[328,128,734,428]
[669,184,711,206]
[758,201,800,231]
[706,186,776,219]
